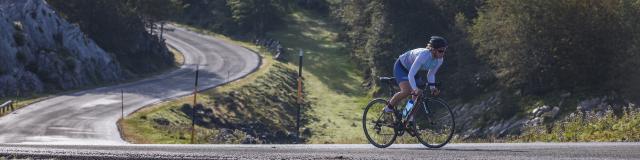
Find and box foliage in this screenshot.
[471,0,640,96]
[330,0,490,98]
[47,0,175,74]
[519,107,640,142]
[174,0,287,36]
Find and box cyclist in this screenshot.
[384,36,447,113]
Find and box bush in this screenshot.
[519,107,640,142]
[471,0,640,95]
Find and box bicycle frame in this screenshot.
[401,92,430,128]
[386,85,434,130]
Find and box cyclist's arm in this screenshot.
[408,54,427,90]
[427,59,443,90]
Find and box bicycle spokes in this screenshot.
[414,98,455,148]
[363,99,398,148]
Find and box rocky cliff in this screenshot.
[0,0,122,97]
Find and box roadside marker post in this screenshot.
[191,64,199,144]
[296,49,303,143]
[121,89,124,119]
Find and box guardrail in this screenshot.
[0,100,14,114]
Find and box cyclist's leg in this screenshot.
[389,82,411,107]
[388,59,412,111]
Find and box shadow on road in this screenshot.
[388,147,528,153]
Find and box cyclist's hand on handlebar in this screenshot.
[431,88,440,96]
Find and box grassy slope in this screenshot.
[120,10,380,144]
[120,26,288,143]
[265,10,373,144]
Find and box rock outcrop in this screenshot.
[0,0,121,97]
[452,92,527,140]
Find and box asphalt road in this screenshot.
[0,143,638,159]
[0,25,260,144]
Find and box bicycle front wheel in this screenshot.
[413,98,455,148]
[362,98,397,148]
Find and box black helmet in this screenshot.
[429,36,448,49]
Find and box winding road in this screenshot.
[0,25,260,144]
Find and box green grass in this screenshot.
[265,10,373,144]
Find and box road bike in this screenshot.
[362,77,455,148]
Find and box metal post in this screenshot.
[296,49,303,143]
[191,64,199,144]
[121,89,124,119]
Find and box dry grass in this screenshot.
[516,107,640,142]
[168,45,184,66]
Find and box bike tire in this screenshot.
[362,98,397,148]
[413,98,455,148]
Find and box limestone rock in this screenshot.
[0,0,122,97]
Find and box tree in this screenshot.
[471,0,633,95]
[48,0,174,74]
[126,0,182,39]
[226,0,285,36]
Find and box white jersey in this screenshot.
[398,48,443,90]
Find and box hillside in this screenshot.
[119,8,372,144]
[123,0,640,143]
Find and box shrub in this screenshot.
[519,107,640,142]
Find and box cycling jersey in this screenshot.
[397,48,443,90]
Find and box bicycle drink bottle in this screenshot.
[402,100,414,120]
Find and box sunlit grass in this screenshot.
[265,10,373,144]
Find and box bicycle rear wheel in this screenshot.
[413,98,455,148]
[362,98,397,148]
